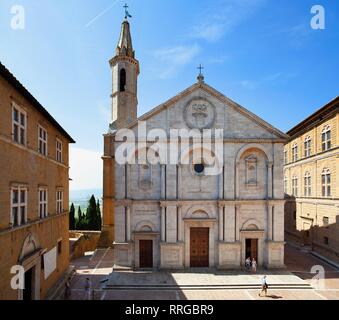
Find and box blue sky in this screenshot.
[1,0,338,190]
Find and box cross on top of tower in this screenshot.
[197,64,205,83]
[124,3,132,20]
[197,64,204,75]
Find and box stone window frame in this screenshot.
[292,175,298,197]
[284,175,288,194]
[56,189,63,214]
[304,136,312,158]
[324,236,329,245]
[38,125,48,156]
[323,216,329,227]
[292,143,298,162]
[56,138,63,163]
[283,149,288,165]
[321,126,331,151]
[303,172,312,197]
[12,101,27,146]
[38,187,48,219]
[10,185,28,227]
[321,168,331,197]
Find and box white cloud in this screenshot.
[207,55,230,64]
[69,147,102,190]
[153,44,201,79]
[191,23,225,42]
[191,0,266,42]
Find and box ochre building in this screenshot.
[0,62,75,300]
[284,97,339,264]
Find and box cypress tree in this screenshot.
[69,203,76,230]
[76,206,83,230]
[96,199,102,231]
[86,195,97,230]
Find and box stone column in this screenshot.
[219,166,224,199]
[224,204,235,242]
[267,162,273,199]
[235,205,240,242]
[177,205,182,242]
[161,205,166,242]
[218,204,224,241]
[235,161,240,199]
[125,164,131,199]
[177,165,182,198]
[267,204,273,241]
[126,206,131,242]
[161,165,166,199]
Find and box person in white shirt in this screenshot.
[259,275,268,297]
[251,258,257,273]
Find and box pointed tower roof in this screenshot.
[116,19,134,58]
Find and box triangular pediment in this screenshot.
[121,82,288,140]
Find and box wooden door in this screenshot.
[139,240,153,268]
[245,239,258,261]
[190,228,209,267]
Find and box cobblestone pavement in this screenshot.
[62,245,339,300]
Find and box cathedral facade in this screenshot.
[100,18,288,269]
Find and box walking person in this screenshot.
[245,257,251,272]
[85,277,92,300]
[64,277,71,300]
[251,258,257,273]
[259,275,268,297]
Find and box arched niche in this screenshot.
[19,233,40,262]
[135,220,156,233]
[241,219,262,231]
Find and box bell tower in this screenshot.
[109,13,139,131]
[99,6,138,248]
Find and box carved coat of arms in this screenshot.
[184,98,216,129]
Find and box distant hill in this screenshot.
[69,188,102,210]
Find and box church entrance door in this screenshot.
[190,228,209,267]
[139,240,153,268]
[245,239,258,262]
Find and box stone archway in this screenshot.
[18,233,42,301]
[239,220,265,268]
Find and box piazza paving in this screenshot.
[61,244,339,300]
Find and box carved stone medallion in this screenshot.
[184,98,216,129]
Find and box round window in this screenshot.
[194,164,205,174]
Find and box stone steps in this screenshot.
[104,283,312,291]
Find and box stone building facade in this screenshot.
[0,62,74,300]
[101,18,288,269]
[284,97,339,263]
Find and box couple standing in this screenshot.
[245,257,257,273]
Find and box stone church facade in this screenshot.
[100,17,288,270]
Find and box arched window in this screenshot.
[304,136,312,157]
[321,168,331,197]
[119,68,126,92]
[321,126,331,151]
[304,172,311,197]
